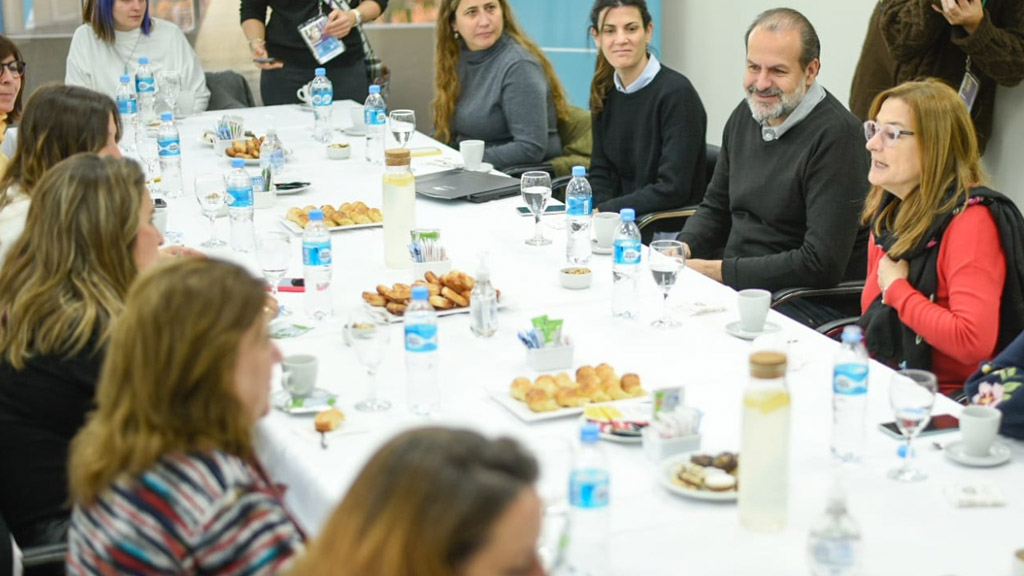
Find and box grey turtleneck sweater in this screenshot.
[451,34,561,169]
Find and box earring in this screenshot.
[454,31,460,39]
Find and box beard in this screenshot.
[745,78,807,124]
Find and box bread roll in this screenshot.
[314,408,345,432]
[526,389,559,412]
[555,386,586,408]
[533,375,558,396]
[554,372,574,389]
[621,373,644,397]
[510,377,532,401]
[576,365,597,381]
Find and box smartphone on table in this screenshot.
[517,204,566,216]
[877,413,959,439]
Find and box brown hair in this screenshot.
[68,258,268,505]
[287,427,539,576]
[83,0,153,44]
[588,0,654,116]
[0,35,25,123]
[745,8,820,69]
[860,79,986,257]
[432,0,569,144]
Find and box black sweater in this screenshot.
[678,90,869,291]
[590,66,707,215]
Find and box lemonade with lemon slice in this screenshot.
[738,351,791,531]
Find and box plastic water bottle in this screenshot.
[831,326,869,462]
[226,158,255,253]
[611,208,641,318]
[469,254,498,337]
[135,56,156,127]
[364,84,387,164]
[405,285,439,416]
[565,165,593,265]
[156,112,182,198]
[311,68,333,143]
[566,422,609,576]
[807,481,862,575]
[115,75,137,154]
[256,128,285,209]
[302,209,333,320]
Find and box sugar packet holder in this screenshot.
[643,387,703,462]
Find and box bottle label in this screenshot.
[117,97,137,115]
[833,363,868,395]
[405,323,438,352]
[613,239,641,265]
[136,77,154,94]
[566,196,592,216]
[252,174,266,193]
[157,136,180,157]
[569,469,610,509]
[302,240,332,267]
[227,185,253,208]
[811,539,856,570]
[312,89,333,107]
[365,108,387,126]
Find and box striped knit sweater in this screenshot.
[66,450,304,576]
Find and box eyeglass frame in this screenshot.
[0,60,27,79]
[863,120,915,146]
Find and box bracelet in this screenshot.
[350,9,363,26]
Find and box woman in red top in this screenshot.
[859,79,1005,397]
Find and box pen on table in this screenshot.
[268,278,305,293]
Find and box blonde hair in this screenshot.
[432,0,569,144]
[288,427,538,576]
[68,258,268,505]
[860,79,986,257]
[0,154,144,369]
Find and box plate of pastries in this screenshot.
[362,270,502,322]
[222,135,292,164]
[490,363,646,422]
[661,451,740,502]
[282,202,383,233]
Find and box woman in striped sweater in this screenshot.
[66,258,304,575]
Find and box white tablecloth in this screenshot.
[163,104,1022,576]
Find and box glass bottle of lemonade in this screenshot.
[738,349,791,531]
[382,148,415,269]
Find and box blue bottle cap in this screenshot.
[138,57,149,64]
[231,158,245,168]
[369,85,381,94]
[160,112,173,122]
[580,422,600,443]
[841,325,863,343]
[411,285,429,300]
[620,208,636,222]
[315,67,326,76]
[571,165,586,177]
[120,75,131,83]
[309,209,324,221]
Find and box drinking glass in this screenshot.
[193,174,227,248]
[137,130,160,190]
[649,240,685,328]
[389,109,415,148]
[888,369,937,482]
[156,70,182,117]
[256,231,292,316]
[521,171,552,246]
[348,310,392,412]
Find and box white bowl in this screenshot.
[326,143,351,160]
[559,267,592,290]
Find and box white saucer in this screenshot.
[592,240,613,255]
[343,127,367,137]
[944,440,1011,467]
[725,321,781,340]
[467,162,494,173]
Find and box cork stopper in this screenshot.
[749,350,787,379]
[385,148,411,166]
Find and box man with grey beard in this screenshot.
[677,8,869,327]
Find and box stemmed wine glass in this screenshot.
[649,240,685,328]
[348,309,392,412]
[156,70,182,117]
[137,130,161,190]
[521,171,552,246]
[193,174,227,248]
[888,369,937,482]
[389,109,415,148]
[256,232,292,316]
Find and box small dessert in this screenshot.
[314,408,345,432]
[712,452,739,474]
[703,473,737,492]
[690,454,714,467]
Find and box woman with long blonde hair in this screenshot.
[0,154,162,548]
[433,0,568,169]
[859,79,1024,396]
[66,258,303,575]
[288,427,543,576]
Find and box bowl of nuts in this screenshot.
[559,266,592,290]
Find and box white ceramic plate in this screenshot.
[223,148,293,165]
[279,217,382,235]
[724,321,781,341]
[343,127,367,137]
[659,453,739,502]
[366,295,508,325]
[591,240,613,255]
[944,440,1011,467]
[489,392,648,423]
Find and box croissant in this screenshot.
[526,388,559,412]
[510,377,532,401]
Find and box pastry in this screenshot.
[510,377,532,401]
[674,463,705,490]
[385,302,407,316]
[555,386,586,408]
[440,286,468,307]
[712,452,738,474]
[602,377,630,400]
[703,473,737,492]
[554,372,574,388]
[576,365,597,381]
[361,291,387,307]
[533,375,558,395]
[690,454,714,467]
[525,388,559,412]
[428,295,454,310]
[621,373,644,397]
[314,408,345,432]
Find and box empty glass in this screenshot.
[888,369,937,482]
[156,70,182,117]
[521,171,552,246]
[348,310,392,412]
[389,109,415,148]
[256,231,291,316]
[193,174,227,248]
[649,240,685,328]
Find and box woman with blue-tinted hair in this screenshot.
[66,0,210,113]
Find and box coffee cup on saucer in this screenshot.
[460,139,485,171]
[960,404,1002,457]
[348,105,366,135]
[282,354,318,398]
[593,212,619,252]
[737,289,771,333]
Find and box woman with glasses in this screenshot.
[859,78,1016,397]
[0,35,25,174]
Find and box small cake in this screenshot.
[712,452,739,474]
[703,473,737,492]
[314,408,345,432]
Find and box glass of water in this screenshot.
[193,174,227,248]
[389,109,415,148]
[348,309,392,412]
[156,70,182,117]
[521,171,552,246]
[256,231,291,316]
[649,240,685,328]
[888,369,937,482]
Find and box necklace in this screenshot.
[120,29,144,75]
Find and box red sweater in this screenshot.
[862,204,1006,395]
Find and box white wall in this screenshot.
[661,0,1024,208]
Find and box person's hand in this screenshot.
[159,245,206,259]
[249,39,284,70]
[877,254,909,295]
[681,242,692,259]
[686,258,723,283]
[264,294,281,321]
[323,8,356,39]
[932,0,985,34]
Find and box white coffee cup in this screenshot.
[296,83,312,104]
[737,289,771,333]
[281,354,318,398]
[960,404,1002,457]
[593,212,619,249]
[460,139,485,171]
[1012,548,1024,576]
[153,201,168,236]
[349,105,365,133]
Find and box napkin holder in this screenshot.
[526,343,574,372]
[642,428,701,463]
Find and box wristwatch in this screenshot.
[350,9,363,26]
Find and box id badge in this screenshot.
[958,70,980,112]
[297,14,346,64]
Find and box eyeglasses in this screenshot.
[0,60,26,78]
[864,120,914,146]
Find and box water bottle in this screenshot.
[311,68,333,143]
[405,285,439,416]
[135,56,156,127]
[226,158,255,253]
[469,254,498,337]
[566,422,610,575]
[565,165,593,265]
[115,75,137,154]
[364,84,387,164]
[256,128,285,209]
[807,481,862,575]
[831,326,869,462]
[302,209,333,321]
[156,112,182,198]
[611,208,641,319]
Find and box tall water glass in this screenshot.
[256,231,292,316]
[156,70,182,117]
[521,171,552,246]
[888,369,937,482]
[649,240,685,328]
[389,109,415,148]
[193,174,227,248]
[348,310,392,412]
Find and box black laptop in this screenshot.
[415,169,520,203]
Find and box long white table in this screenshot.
[164,104,1022,576]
